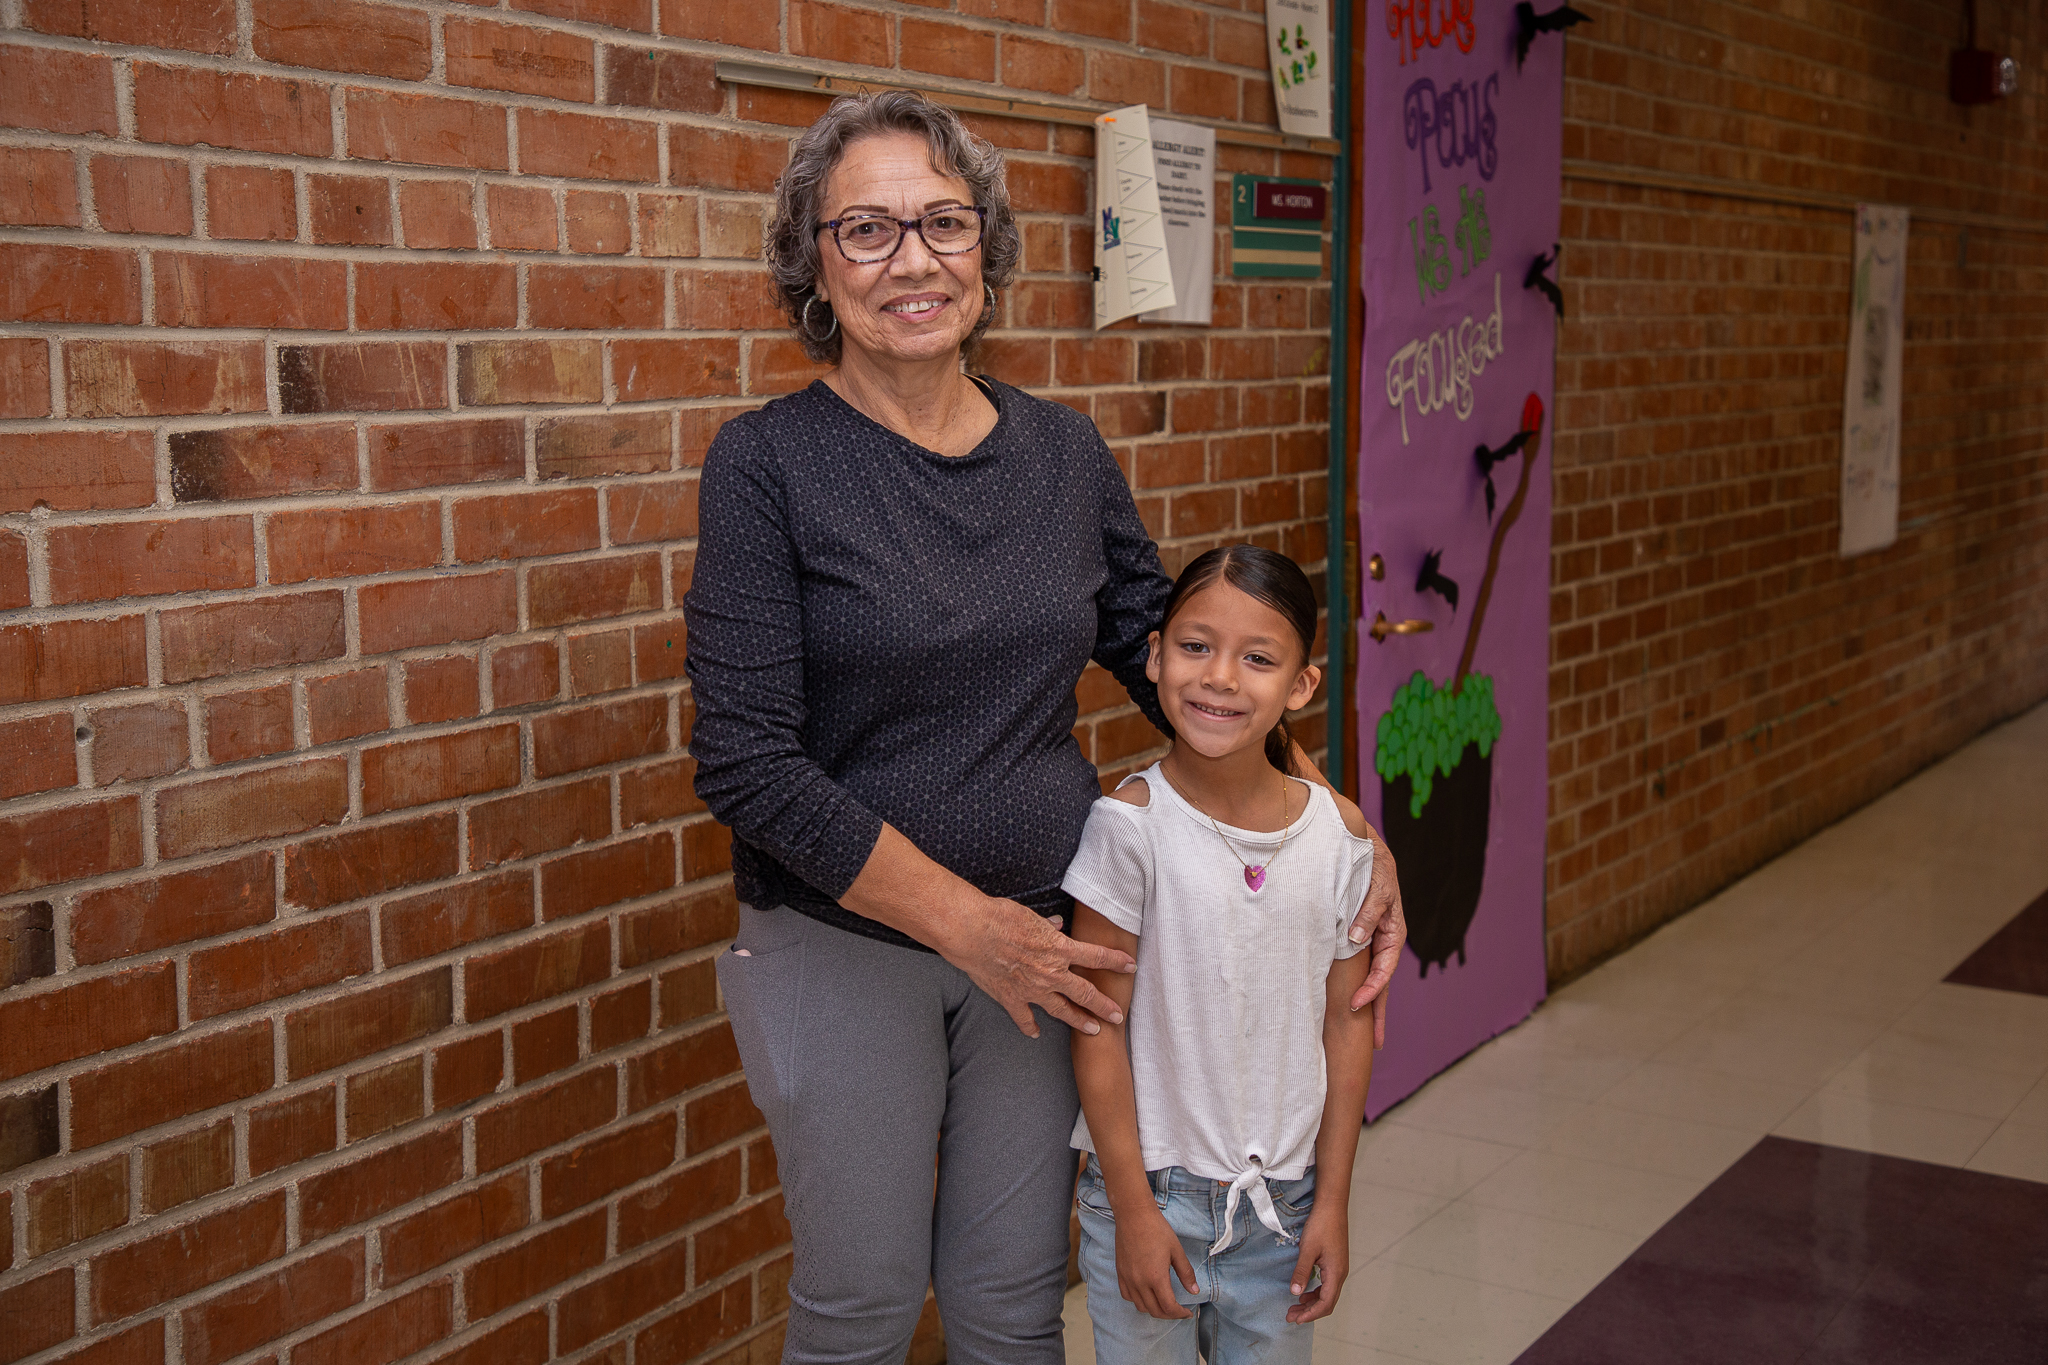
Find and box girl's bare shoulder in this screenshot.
[1327,787,1370,840]
[1108,777,1150,807]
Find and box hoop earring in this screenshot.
[802,294,838,342]
[982,283,997,316]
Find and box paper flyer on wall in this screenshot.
[1140,117,1215,325]
[1093,104,1176,329]
[1840,204,1907,557]
[1265,0,1331,139]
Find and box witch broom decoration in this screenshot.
[1373,392,1545,975]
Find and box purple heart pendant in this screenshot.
[1244,865,1266,892]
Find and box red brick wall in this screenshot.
[0,4,1333,1364]
[1544,0,2048,976]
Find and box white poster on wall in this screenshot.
[1093,104,1176,328]
[1840,204,1908,557]
[1266,0,1331,139]
[1140,117,1214,325]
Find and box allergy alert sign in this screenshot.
[1093,104,1176,329]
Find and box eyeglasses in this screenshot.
[821,207,988,263]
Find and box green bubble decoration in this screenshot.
[1373,670,1502,817]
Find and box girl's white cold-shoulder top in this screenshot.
[1062,761,1373,1250]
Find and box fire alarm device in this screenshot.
[1951,0,2019,105]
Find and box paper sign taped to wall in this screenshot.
[1266,0,1332,139]
[1140,117,1214,325]
[1094,104,1176,328]
[1840,204,1908,557]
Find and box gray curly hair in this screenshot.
[765,90,1021,364]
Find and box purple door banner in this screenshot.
[1358,1,1563,1119]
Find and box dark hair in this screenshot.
[1157,545,1320,774]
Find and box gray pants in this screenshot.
[718,904,1079,1365]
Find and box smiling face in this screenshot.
[813,131,985,371]
[1146,582,1322,763]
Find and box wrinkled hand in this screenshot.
[941,897,1135,1038]
[1345,827,1407,1048]
[1117,1207,1198,1320]
[1285,1208,1349,1324]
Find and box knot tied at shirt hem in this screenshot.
[1210,1155,1297,1255]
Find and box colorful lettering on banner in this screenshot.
[1409,207,1451,303]
[1384,273,1504,443]
[1357,0,1566,1119]
[1454,185,1492,275]
[1402,74,1499,193]
[1386,0,1477,65]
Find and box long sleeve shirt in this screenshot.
[683,377,1172,952]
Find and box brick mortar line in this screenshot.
[0,769,718,918]
[0,563,697,642]
[0,952,740,1182]
[0,1087,778,1359]
[0,716,703,848]
[1541,670,2002,819]
[0,21,1312,140]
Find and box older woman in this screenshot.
[686,91,1406,1365]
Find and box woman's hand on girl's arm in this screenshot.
[1291,946,1378,1323]
[1070,906,1197,1320]
[839,824,1135,1039]
[1347,835,1406,1046]
[1287,738,1408,1048]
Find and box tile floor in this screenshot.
[1062,700,2048,1365]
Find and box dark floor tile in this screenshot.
[1512,1138,2048,1365]
[1803,1298,2048,1365]
[1945,886,2048,997]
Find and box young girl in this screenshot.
[1066,544,1377,1364]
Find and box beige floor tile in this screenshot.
[1963,1121,2048,1184]
[1822,1044,2040,1120]
[1317,1259,1572,1365]
[1490,997,1699,1063]
[2008,1075,2048,1129]
[1907,978,2048,1025]
[1380,1077,1590,1149]
[1381,1200,1638,1302]
[1062,1284,1097,1365]
[1544,959,1736,1020]
[1596,1060,1813,1133]
[1439,1040,1642,1103]
[1889,983,2048,1065]
[1650,998,1881,1091]
[1463,1149,1706,1238]
[1311,1333,1437,1364]
[1772,1091,2001,1167]
[1350,1122,1521,1200]
[1536,1103,1761,1181]
[1688,994,1893,1052]
[1739,969,1929,1028]
[1854,1026,2048,1087]
[1344,1180,1455,1262]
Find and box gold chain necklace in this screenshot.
[1203,771,1295,893]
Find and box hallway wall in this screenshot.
[1543,0,2048,978]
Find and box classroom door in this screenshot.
[1356,2,1563,1117]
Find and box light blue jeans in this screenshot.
[1075,1154,1318,1365]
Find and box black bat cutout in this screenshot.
[1515,2,1592,69]
[1416,549,1460,614]
[1474,429,1534,521]
[1524,244,1563,318]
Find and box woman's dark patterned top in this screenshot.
[684,377,1172,952]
